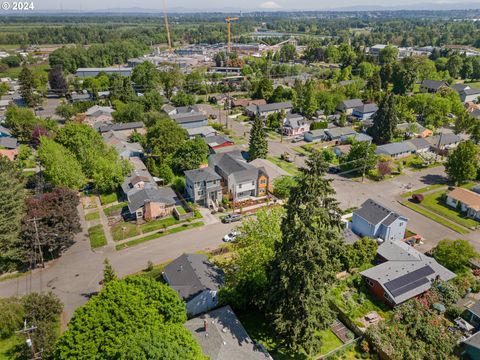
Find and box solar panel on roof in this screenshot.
[384,265,435,297]
[387,277,430,297]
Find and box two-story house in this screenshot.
[208,151,269,201]
[281,113,308,136]
[184,167,223,207]
[352,199,408,242]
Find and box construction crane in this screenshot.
[163,0,173,51]
[225,17,239,53]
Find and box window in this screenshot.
[252,181,254,186]
[239,184,242,189]
[260,179,266,184]
[366,279,374,287]
[399,222,404,227]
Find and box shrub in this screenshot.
[0,297,24,339]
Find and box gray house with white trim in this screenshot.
[163,253,224,317]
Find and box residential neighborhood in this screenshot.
[1,5,480,360]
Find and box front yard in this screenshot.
[267,155,300,175]
[88,224,107,249]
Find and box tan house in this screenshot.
[445,188,480,221]
[127,186,179,221]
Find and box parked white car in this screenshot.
[223,231,240,242]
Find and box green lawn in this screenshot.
[103,202,128,217]
[175,205,187,215]
[400,184,446,198]
[115,221,205,250]
[0,63,50,79]
[318,329,344,356]
[85,211,100,221]
[402,200,469,234]
[420,191,478,229]
[111,222,141,241]
[267,155,300,175]
[88,224,107,249]
[99,191,119,205]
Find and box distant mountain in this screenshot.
[330,3,480,11]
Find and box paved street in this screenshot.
[0,216,236,324]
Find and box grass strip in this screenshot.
[116,221,205,250]
[401,201,469,234]
[88,224,107,248]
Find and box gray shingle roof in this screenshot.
[421,79,448,90]
[461,88,480,95]
[407,137,431,150]
[204,135,234,147]
[163,253,224,301]
[257,101,292,113]
[354,199,405,227]
[325,127,357,139]
[0,125,11,136]
[98,121,144,133]
[185,305,272,360]
[361,240,456,305]
[127,186,178,213]
[427,133,462,147]
[375,141,416,156]
[451,83,470,93]
[185,167,221,183]
[353,103,378,114]
[339,99,363,109]
[171,112,208,124]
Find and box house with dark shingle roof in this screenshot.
[184,167,222,207]
[163,253,224,316]
[336,99,363,114]
[427,133,462,151]
[352,103,378,120]
[375,141,416,158]
[324,126,357,141]
[186,305,272,360]
[420,80,449,93]
[126,185,179,220]
[360,240,456,306]
[170,112,208,129]
[352,199,408,242]
[459,88,480,103]
[209,150,269,201]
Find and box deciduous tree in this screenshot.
[445,140,479,185]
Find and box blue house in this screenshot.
[352,199,408,242]
[352,103,378,121]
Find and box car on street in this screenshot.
[222,213,242,223]
[223,231,240,242]
[328,166,341,174]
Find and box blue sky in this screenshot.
[36,0,479,11]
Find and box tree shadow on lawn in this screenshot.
[419,173,447,186]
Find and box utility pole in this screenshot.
[17,320,41,360]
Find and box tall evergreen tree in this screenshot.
[103,258,117,284]
[18,65,36,107]
[248,116,268,161]
[267,150,344,355]
[369,93,398,144]
[0,157,25,271]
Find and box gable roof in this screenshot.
[257,101,293,113]
[249,158,288,180]
[353,103,378,114]
[421,79,448,90]
[187,126,217,138]
[171,112,208,124]
[204,135,234,148]
[427,133,462,147]
[325,127,357,139]
[127,186,178,213]
[339,99,363,109]
[85,105,114,117]
[354,199,406,227]
[375,141,416,156]
[163,253,224,301]
[98,121,144,133]
[185,167,221,183]
[452,83,470,92]
[447,187,480,211]
[406,137,431,150]
[185,305,272,360]
[396,122,427,134]
[461,88,480,96]
[361,240,456,305]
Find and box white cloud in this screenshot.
[259,1,281,9]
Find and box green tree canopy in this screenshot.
[0,157,25,272]
[172,137,209,173]
[52,276,203,359]
[146,118,187,167]
[267,150,344,354]
[369,93,398,144]
[248,116,268,161]
[38,137,87,189]
[445,140,479,185]
[432,239,479,273]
